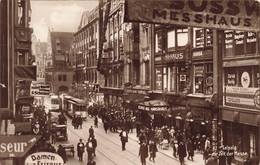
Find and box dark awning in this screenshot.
[0,135,41,158]
[14,65,36,81]
[138,100,169,114]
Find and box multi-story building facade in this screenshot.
[45,30,74,94]
[0,0,41,164]
[73,7,104,102]
[221,30,260,162]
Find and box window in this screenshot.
[58,75,62,81]
[234,31,245,55]
[193,28,213,48]
[63,75,66,81]
[167,30,175,49]
[224,30,257,57]
[167,28,188,51]
[177,28,188,47]
[155,31,162,53]
[155,68,162,90]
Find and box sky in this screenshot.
[31,0,98,42]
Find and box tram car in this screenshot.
[44,94,61,123]
[63,95,87,119]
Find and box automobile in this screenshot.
[51,124,68,143]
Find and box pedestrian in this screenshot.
[178,141,187,165]
[203,147,211,164]
[119,129,128,151]
[86,138,95,160]
[77,139,85,161]
[139,132,146,144]
[94,116,98,127]
[91,135,97,157]
[149,139,157,163]
[78,116,83,129]
[104,121,108,133]
[139,141,148,165]
[187,139,194,161]
[89,126,94,137]
[57,145,67,163]
[72,115,78,129]
[172,140,178,158]
[205,137,211,151]
[32,121,40,135]
[87,155,96,165]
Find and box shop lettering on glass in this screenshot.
[225,30,233,49]
[0,142,27,157]
[227,73,236,86]
[125,0,260,31]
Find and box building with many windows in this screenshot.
[73,6,104,102]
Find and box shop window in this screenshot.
[155,68,162,90]
[246,32,257,54]
[225,67,237,86]
[194,65,204,93]
[193,63,213,94]
[177,65,187,92]
[234,31,245,55]
[249,132,256,156]
[155,31,162,53]
[224,30,234,57]
[193,28,213,48]
[238,67,252,88]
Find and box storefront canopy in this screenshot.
[0,135,41,158]
[138,100,168,114]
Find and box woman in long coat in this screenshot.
[187,139,194,161]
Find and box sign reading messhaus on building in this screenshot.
[124,0,260,32]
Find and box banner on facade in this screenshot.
[224,86,260,110]
[124,0,260,32]
[0,135,41,158]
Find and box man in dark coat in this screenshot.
[119,129,128,151]
[187,139,194,161]
[149,140,157,163]
[77,139,85,161]
[94,116,98,127]
[89,126,94,137]
[178,141,187,165]
[91,136,97,157]
[139,141,148,165]
[57,145,67,163]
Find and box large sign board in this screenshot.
[224,86,260,110]
[124,0,260,32]
[25,152,64,165]
[30,84,51,96]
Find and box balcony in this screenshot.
[15,26,33,51]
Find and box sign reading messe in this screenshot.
[125,0,260,32]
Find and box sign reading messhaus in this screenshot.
[124,0,260,32]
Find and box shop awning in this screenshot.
[138,100,169,114]
[14,65,36,81]
[0,135,41,158]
